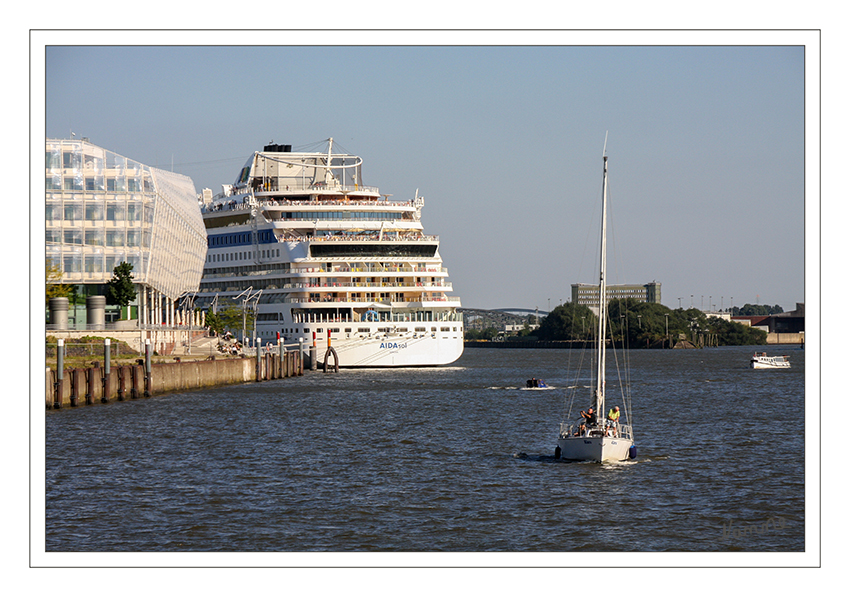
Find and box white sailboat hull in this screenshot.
[557,435,633,463]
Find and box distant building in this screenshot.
[46,138,207,329]
[571,281,661,315]
[733,303,804,334]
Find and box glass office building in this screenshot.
[46,138,207,327]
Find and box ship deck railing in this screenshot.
[292,265,447,274]
[204,187,420,211]
[278,234,439,243]
[291,311,464,324]
[252,183,381,195]
[46,322,204,332]
[202,198,418,215]
[278,282,453,290]
[199,266,448,281]
[559,422,633,441]
[281,296,461,304]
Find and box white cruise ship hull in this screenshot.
[307,333,463,367]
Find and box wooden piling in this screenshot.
[47,350,303,410]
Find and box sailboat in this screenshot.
[555,138,636,463]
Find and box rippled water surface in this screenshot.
[45,346,805,552]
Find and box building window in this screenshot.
[127,230,141,247]
[85,255,104,273]
[63,151,81,169]
[46,203,62,222]
[85,230,104,246]
[46,150,60,170]
[63,204,82,222]
[63,177,82,191]
[63,253,81,273]
[107,203,125,221]
[105,255,123,273]
[106,230,125,247]
[126,203,142,221]
[107,178,126,192]
[85,203,104,221]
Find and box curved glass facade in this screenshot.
[45,138,206,323]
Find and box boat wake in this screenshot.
[486,386,558,391]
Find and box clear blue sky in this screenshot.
[43,37,808,312]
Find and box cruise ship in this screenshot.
[195,139,464,367]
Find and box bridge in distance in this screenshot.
[459,307,548,321]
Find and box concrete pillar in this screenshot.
[140,288,147,326]
[86,295,106,328]
[49,297,69,329]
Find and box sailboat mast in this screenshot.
[595,142,609,417]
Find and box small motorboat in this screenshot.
[523,378,553,390]
[750,352,791,369]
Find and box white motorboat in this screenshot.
[556,137,636,463]
[750,352,791,369]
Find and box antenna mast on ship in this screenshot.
[325,137,335,186]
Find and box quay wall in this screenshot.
[766,333,805,345]
[46,352,302,409]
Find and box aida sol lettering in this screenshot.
[722,515,787,541]
[379,342,407,350]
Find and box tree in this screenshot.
[46,259,72,305]
[205,310,226,336]
[536,303,596,341]
[104,262,137,320]
[205,301,253,338]
[733,303,786,316]
[464,326,499,341]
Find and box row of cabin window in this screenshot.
[208,248,282,262]
[208,230,275,247]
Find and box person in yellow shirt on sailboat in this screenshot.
[606,406,620,437]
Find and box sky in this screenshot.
[39,32,811,313]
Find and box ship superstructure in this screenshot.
[196,139,463,366]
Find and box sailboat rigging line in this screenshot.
[563,336,589,423]
[598,165,635,437]
[562,301,583,422]
[607,305,629,427]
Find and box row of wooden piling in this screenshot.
[47,339,304,409]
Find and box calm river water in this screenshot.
[45,345,805,554]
